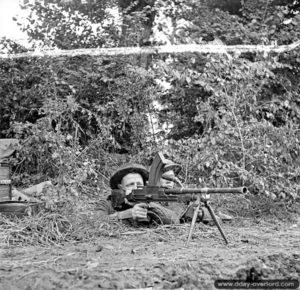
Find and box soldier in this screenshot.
[96,163,180,224]
[96,162,227,225]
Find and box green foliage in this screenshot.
[152,53,300,201]
[17,0,119,49]
[1,55,156,143]
[1,55,156,190]
[0,57,51,137]
[0,37,29,54]
[144,0,300,203]
[1,0,300,207]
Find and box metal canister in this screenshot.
[0,201,44,218]
[0,163,11,201]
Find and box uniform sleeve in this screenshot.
[95,199,116,217]
[147,202,181,224]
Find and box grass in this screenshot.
[212,193,300,222]
[0,194,298,248]
[0,200,132,247]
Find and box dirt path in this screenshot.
[0,218,299,290]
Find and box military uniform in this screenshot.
[96,162,223,225]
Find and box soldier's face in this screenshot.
[119,173,144,194]
[160,170,175,188]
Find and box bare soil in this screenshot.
[0,217,299,290]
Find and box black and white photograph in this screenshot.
[0,0,299,289]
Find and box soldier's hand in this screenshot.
[131,203,148,220]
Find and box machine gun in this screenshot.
[111,152,247,244]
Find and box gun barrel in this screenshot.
[165,187,247,195]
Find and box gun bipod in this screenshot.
[186,199,229,245]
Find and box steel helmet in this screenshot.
[109,163,149,189]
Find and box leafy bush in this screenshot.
[151,53,300,202]
[1,0,300,209]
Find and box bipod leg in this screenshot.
[205,201,229,245]
[186,197,201,245]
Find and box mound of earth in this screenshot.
[0,218,299,289]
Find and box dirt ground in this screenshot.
[0,217,299,290]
